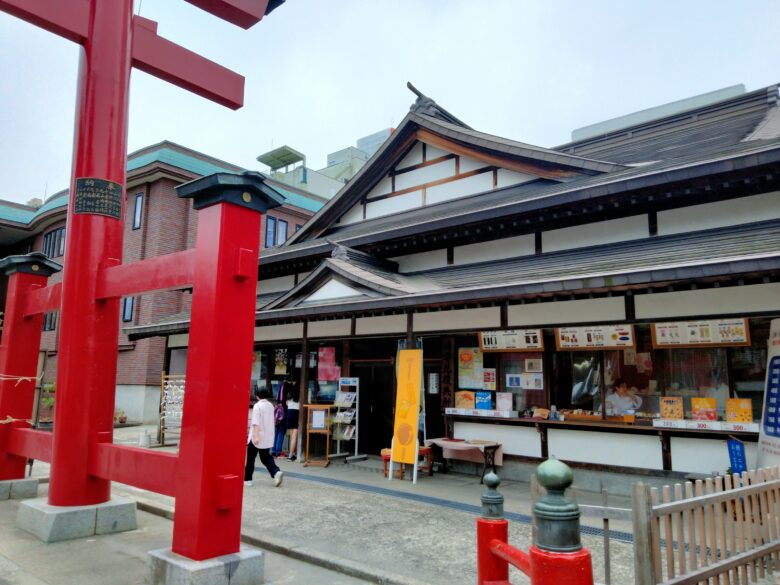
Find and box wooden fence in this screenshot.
[634,466,780,585]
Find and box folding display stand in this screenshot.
[304,405,331,467]
[332,377,366,462]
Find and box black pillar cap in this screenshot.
[176,171,286,213]
[0,252,62,277]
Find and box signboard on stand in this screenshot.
[758,318,780,467]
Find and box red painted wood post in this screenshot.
[171,173,283,560]
[477,472,510,584]
[0,254,61,480]
[47,0,134,507]
[528,546,593,585]
[477,517,510,584]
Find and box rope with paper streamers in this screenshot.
[0,373,42,386]
[0,416,33,425]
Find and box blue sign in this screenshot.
[727,438,747,475]
[762,356,780,437]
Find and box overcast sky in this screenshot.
[1,0,779,204]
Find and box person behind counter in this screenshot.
[605,378,642,415]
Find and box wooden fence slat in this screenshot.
[695,480,709,578]
[740,471,758,583]
[757,469,775,574]
[748,470,765,580]
[675,483,687,577]
[705,478,718,583]
[664,485,676,580]
[730,473,748,585]
[713,476,731,585]
[705,478,721,585]
[686,481,699,574]
[652,487,664,580]
[633,483,658,585]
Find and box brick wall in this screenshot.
[7,173,317,390]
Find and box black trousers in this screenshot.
[245,441,279,480]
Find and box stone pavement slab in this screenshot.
[0,489,370,585]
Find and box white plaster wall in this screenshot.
[365,176,393,200]
[255,323,303,342]
[414,307,500,332]
[542,215,648,253]
[548,428,663,469]
[365,190,422,220]
[497,168,535,188]
[454,234,535,266]
[508,297,625,326]
[426,172,494,205]
[308,319,352,338]
[459,155,488,173]
[306,280,363,302]
[453,422,542,457]
[393,159,456,191]
[115,384,160,424]
[670,437,758,474]
[339,201,364,225]
[635,283,780,319]
[257,275,295,294]
[390,249,448,272]
[658,192,780,236]
[355,314,407,335]
[424,143,450,159]
[396,142,424,169]
[167,334,189,348]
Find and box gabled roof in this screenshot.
[258,133,780,270]
[286,83,625,246]
[263,244,436,310]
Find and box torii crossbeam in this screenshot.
[0,0,282,562]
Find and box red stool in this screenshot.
[381,447,433,479]
[381,448,404,479]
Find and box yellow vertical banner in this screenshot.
[392,349,423,464]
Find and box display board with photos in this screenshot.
[651,318,750,348]
[555,325,635,350]
[479,329,544,352]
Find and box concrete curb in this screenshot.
[134,496,429,585]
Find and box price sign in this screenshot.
[479,330,544,352]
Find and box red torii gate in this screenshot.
[0,0,282,562]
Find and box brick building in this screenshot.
[0,141,327,422]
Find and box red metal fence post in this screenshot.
[47,0,134,506]
[171,172,284,560]
[0,254,61,480]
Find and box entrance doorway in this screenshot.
[351,362,395,455]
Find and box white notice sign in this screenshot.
[479,330,544,352]
[652,318,750,348]
[555,325,635,350]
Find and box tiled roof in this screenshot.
[127,219,780,337]
[127,145,240,176]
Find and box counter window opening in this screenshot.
[450,317,771,429]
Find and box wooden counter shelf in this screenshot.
[445,413,760,442]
